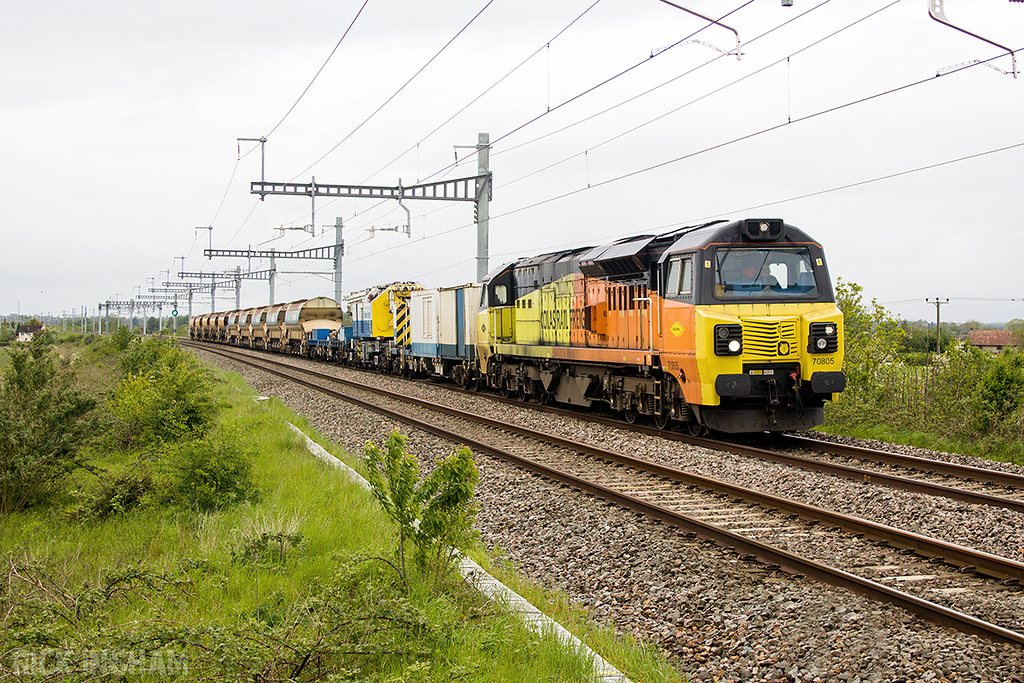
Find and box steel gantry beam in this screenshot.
[250,175,488,203]
[179,269,274,280]
[201,248,336,261]
[249,132,491,283]
[202,247,338,305]
[157,283,214,319]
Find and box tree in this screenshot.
[0,334,98,513]
[363,432,479,585]
[1007,319,1024,347]
[972,349,1024,433]
[108,337,216,448]
[835,278,905,387]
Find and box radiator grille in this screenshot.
[741,318,799,359]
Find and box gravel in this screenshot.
[194,348,1024,682]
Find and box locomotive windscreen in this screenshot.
[713,247,819,299]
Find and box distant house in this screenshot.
[15,324,44,342]
[967,330,1018,354]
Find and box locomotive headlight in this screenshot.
[808,321,839,354]
[714,324,743,355]
[759,221,770,233]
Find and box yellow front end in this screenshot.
[694,302,844,407]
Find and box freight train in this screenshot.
[190,218,846,433]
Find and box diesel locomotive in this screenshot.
[190,218,845,433]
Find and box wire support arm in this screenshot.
[179,269,275,281]
[658,0,742,60]
[929,0,1017,78]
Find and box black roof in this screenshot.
[486,219,822,282]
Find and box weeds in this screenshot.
[0,341,676,683]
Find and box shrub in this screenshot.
[108,340,216,448]
[166,432,259,511]
[972,349,1024,433]
[68,467,158,520]
[363,431,479,585]
[107,325,135,351]
[0,334,97,513]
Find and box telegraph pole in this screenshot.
[926,297,949,354]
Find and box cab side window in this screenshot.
[665,257,693,297]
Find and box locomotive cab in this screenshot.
[658,219,846,432]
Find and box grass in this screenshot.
[815,420,1024,467]
[2,348,683,682]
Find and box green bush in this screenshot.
[824,279,1024,463]
[107,325,135,351]
[972,349,1024,433]
[166,432,259,511]
[0,334,97,514]
[68,466,158,520]
[108,340,216,448]
[364,431,479,585]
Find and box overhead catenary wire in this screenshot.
[333,0,855,242]
[487,0,757,151]
[338,40,1022,273]
[358,0,605,186]
[184,0,757,283]
[279,0,607,240]
[308,0,831,252]
[499,0,895,190]
[494,0,836,160]
[199,1,371,265]
[406,0,760,191]
[485,53,1024,227]
[273,0,832,252]
[343,137,1024,277]
[193,5,1021,303]
[263,0,371,142]
[220,0,500,261]
[290,0,496,181]
[301,0,772,245]
[884,297,1024,306]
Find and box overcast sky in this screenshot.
[2,0,1022,325]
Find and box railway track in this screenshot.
[180,339,1024,516]
[421,372,1024,515]
[473,397,1024,516]
[186,341,1024,646]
